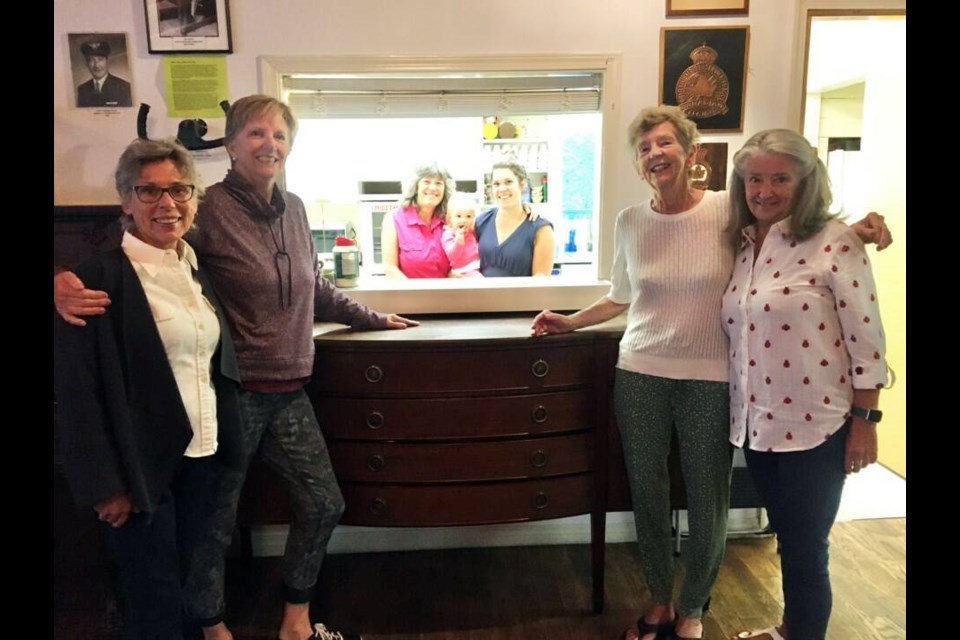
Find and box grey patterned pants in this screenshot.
[185,388,346,625]
[614,369,732,619]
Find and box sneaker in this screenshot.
[310,622,362,640]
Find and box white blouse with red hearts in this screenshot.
[722,218,888,452]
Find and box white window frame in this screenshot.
[259,54,623,314]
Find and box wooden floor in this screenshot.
[53,503,905,639]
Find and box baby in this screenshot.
[442,192,483,278]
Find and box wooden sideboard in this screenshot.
[239,316,624,612]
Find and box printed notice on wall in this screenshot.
[163,56,229,118]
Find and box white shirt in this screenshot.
[722,219,887,452]
[608,189,734,382]
[122,232,221,457]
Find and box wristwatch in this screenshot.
[850,406,883,423]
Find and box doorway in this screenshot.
[802,11,906,477]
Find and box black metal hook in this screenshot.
[136,100,231,151]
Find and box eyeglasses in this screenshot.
[132,184,196,204]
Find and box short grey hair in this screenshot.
[401,162,457,217]
[626,105,700,155]
[727,128,836,248]
[115,137,202,231]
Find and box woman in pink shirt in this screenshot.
[722,129,889,640]
[381,163,455,278]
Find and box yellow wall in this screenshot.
[808,17,905,476]
[860,19,906,477]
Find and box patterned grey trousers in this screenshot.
[185,388,346,624]
[614,369,732,619]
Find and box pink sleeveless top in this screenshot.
[392,205,450,278]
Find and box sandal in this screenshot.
[623,617,676,640]
[735,628,786,640]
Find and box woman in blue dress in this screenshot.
[475,158,555,276]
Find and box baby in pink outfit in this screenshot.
[442,192,483,278]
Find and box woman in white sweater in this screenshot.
[531,106,889,640]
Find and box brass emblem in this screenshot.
[675,43,730,119]
[689,146,712,190]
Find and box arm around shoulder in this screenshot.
[54,269,111,327]
[530,223,556,277]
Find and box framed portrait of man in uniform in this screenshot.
[68,33,135,109]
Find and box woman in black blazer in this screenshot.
[54,137,241,640]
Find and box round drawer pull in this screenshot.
[530,450,548,468]
[364,365,384,383]
[531,359,550,378]
[531,405,548,424]
[370,497,387,515]
[366,411,385,430]
[367,454,385,472]
[531,492,549,510]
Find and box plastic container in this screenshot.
[333,236,360,288]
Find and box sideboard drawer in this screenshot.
[340,473,593,526]
[329,433,593,482]
[313,343,595,394]
[316,390,592,440]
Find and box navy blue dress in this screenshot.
[475,207,553,277]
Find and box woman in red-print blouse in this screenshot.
[721,129,889,640]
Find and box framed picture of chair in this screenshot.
[144,0,233,53]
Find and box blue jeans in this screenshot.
[744,422,849,640]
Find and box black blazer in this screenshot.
[54,248,242,513]
[77,74,132,108]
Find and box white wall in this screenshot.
[55,0,804,207]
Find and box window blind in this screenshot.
[283,72,603,118]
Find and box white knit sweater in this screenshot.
[608,189,734,382]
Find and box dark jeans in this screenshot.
[103,455,219,640]
[744,422,849,640]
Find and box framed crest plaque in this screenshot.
[659,26,750,133]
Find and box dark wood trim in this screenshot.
[54,205,123,222]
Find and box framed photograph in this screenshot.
[144,0,233,53]
[659,26,750,133]
[690,142,728,191]
[68,33,135,109]
[666,0,749,17]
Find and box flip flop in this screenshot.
[735,628,786,640]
